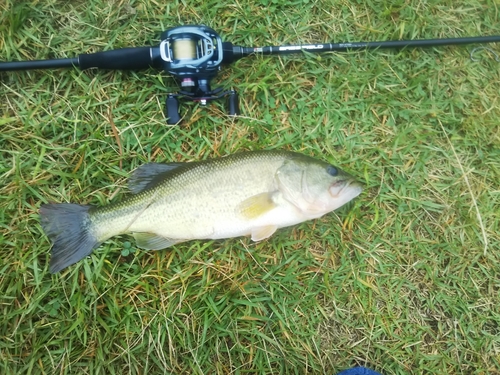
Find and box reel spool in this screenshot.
[172,39,197,60]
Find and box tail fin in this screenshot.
[39,204,100,273]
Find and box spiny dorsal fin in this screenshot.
[128,162,184,194]
[133,232,181,250]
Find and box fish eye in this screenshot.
[327,165,338,176]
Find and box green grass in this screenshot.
[1,0,500,373]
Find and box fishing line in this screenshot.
[470,46,500,62]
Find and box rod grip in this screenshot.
[0,58,78,71]
[78,47,154,70]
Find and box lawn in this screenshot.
[1,0,499,374]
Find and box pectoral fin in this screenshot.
[236,192,277,219]
[133,232,180,250]
[251,225,278,241]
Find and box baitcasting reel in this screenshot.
[2,25,500,124]
[158,26,246,124]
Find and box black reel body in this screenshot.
[158,25,239,124]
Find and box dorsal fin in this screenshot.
[128,162,185,194]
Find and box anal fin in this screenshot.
[133,232,181,250]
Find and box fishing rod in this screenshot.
[1,25,500,124]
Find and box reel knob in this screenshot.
[227,91,239,117]
[165,95,181,124]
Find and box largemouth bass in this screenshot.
[40,150,363,273]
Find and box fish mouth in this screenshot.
[329,180,363,198]
[347,181,364,197]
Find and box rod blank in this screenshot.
[256,35,500,55]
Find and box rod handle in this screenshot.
[0,58,78,71]
[78,47,156,70]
